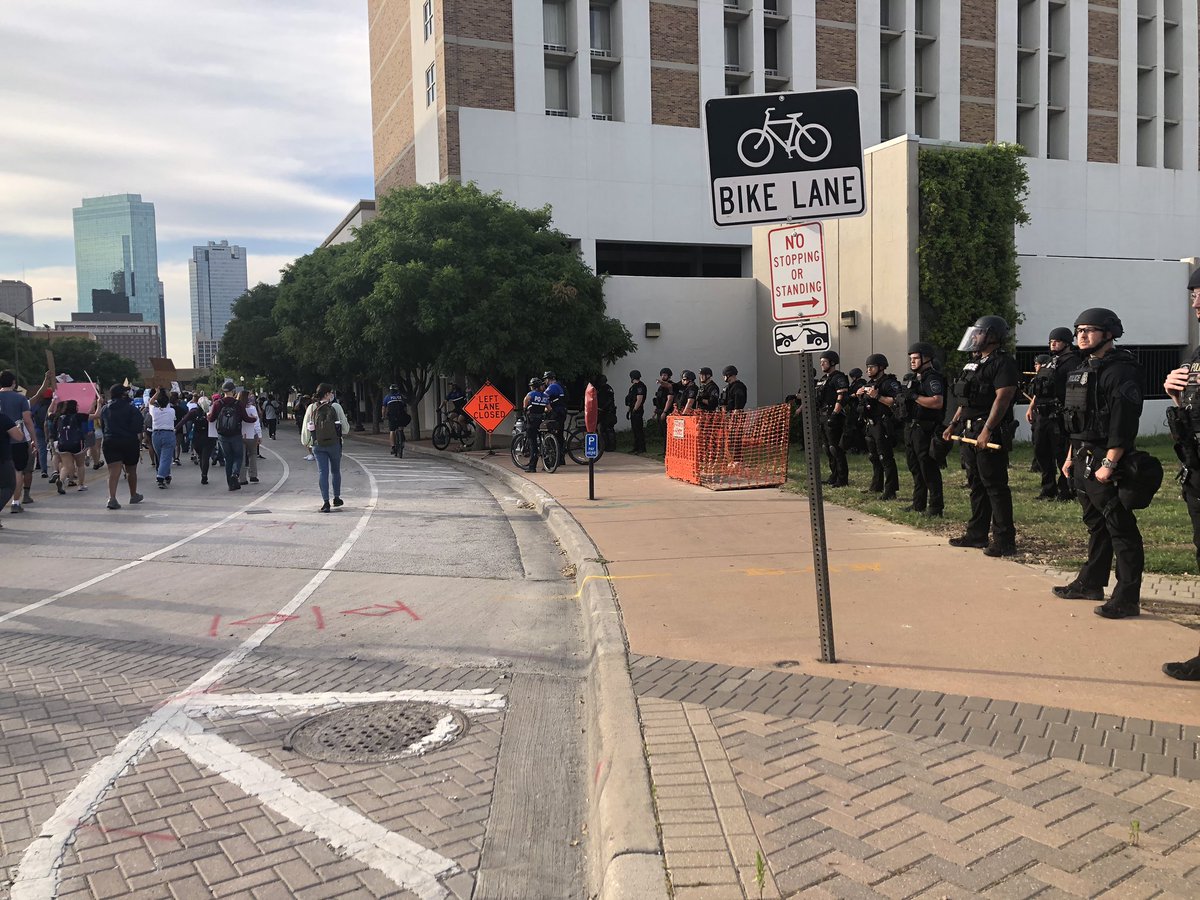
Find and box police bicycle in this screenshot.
[563,411,604,466]
[509,416,560,473]
[431,407,476,451]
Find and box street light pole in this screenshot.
[11,297,61,384]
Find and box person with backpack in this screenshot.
[382,384,410,457]
[207,379,257,491]
[262,394,279,440]
[52,398,94,494]
[301,382,351,512]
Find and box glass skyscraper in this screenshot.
[189,240,248,369]
[72,194,164,353]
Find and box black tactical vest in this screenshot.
[1063,361,1105,442]
[1181,360,1200,430]
[816,374,840,410]
[953,359,994,413]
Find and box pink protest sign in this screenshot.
[55,383,101,409]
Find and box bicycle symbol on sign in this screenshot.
[737,107,833,168]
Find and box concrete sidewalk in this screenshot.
[385,436,1200,898]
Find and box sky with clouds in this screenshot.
[0,0,374,363]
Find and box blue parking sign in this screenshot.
[585,432,599,460]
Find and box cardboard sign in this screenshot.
[148,357,177,389]
[54,382,102,410]
[462,382,515,433]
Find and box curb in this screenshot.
[380,439,668,900]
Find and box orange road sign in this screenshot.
[462,382,515,433]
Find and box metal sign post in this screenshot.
[798,354,836,663]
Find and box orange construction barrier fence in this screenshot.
[664,404,791,490]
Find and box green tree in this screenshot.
[354,181,634,432]
[917,143,1030,368]
[218,283,304,396]
[0,324,137,390]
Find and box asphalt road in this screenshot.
[0,434,588,899]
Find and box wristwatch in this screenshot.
[1099,458,1118,471]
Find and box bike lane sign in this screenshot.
[703,88,864,227]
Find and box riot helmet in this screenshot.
[865,353,888,370]
[849,368,863,380]
[721,365,738,377]
[1073,307,1124,339]
[629,369,642,380]
[956,315,1009,352]
[680,369,695,382]
[818,350,840,366]
[660,367,673,378]
[1189,268,1200,291]
[1048,327,1073,344]
[699,367,713,377]
[907,341,936,362]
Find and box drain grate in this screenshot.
[284,701,469,763]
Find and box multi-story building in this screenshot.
[72,194,165,355]
[54,312,162,370]
[188,240,249,369]
[0,280,34,326]
[367,1,1200,430]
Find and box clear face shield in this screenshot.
[956,326,986,353]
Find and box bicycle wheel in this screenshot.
[510,434,532,469]
[796,123,832,163]
[432,423,451,451]
[566,429,587,465]
[459,423,476,449]
[541,434,560,473]
[737,128,774,168]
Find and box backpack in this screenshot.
[313,403,339,446]
[57,415,82,453]
[216,400,241,437]
[386,397,411,428]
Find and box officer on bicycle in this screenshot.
[522,377,549,473]
[543,371,568,465]
[382,384,409,458]
[443,383,469,433]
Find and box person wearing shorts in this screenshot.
[100,383,145,509]
[0,370,37,513]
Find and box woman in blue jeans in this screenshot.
[148,388,178,488]
[301,382,351,512]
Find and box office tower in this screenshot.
[0,280,34,326]
[72,194,165,353]
[189,240,248,369]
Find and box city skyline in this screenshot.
[190,240,248,369]
[0,1,373,363]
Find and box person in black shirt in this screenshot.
[652,368,675,428]
[676,370,699,414]
[943,315,1020,556]
[596,374,618,451]
[696,368,721,412]
[100,383,146,509]
[1027,327,1081,501]
[1052,308,1145,619]
[625,370,647,453]
[720,365,747,411]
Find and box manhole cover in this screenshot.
[284,702,468,763]
[245,509,271,515]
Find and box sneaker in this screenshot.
[77,485,87,492]
[129,493,143,504]
[1163,656,1200,681]
[249,477,259,483]
[10,503,22,514]
[40,471,47,478]
[93,461,104,470]
[201,476,208,485]
[22,494,33,504]
[948,534,988,548]
[983,542,1017,558]
[107,498,121,510]
[157,479,166,489]
[67,480,77,487]
[1094,603,1139,620]
[304,454,315,461]
[319,502,331,513]
[239,481,249,486]
[1051,582,1103,601]
[165,476,171,484]
[49,472,58,484]
[332,497,344,507]
[57,482,65,495]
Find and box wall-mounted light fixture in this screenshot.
[645,322,661,338]
[840,310,860,328]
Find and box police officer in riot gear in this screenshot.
[856,354,900,499]
[944,315,1020,556]
[522,377,549,473]
[1162,272,1200,679]
[676,370,699,414]
[1052,308,1145,618]
[1028,327,1081,500]
[721,366,747,411]
[696,368,721,412]
[902,342,946,516]
[625,370,647,453]
[816,350,850,486]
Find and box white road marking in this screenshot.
[187,689,505,717]
[12,455,382,899]
[162,723,457,900]
[0,448,291,626]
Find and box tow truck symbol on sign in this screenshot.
[773,320,830,356]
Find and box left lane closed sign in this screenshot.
[463,382,515,433]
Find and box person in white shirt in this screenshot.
[301,383,351,512]
[147,388,178,488]
[238,390,262,485]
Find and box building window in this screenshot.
[545,65,569,115]
[422,0,433,40]
[590,4,612,55]
[425,63,436,106]
[764,27,778,73]
[724,25,740,70]
[596,242,744,278]
[544,0,568,51]
[592,70,612,119]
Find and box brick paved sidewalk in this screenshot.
[636,656,1200,899]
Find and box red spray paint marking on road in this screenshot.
[340,600,420,620]
[228,613,301,627]
[312,606,325,630]
[207,602,418,636]
[208,615,221,638]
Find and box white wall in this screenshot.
[601,274,758,424]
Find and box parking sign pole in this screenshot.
[589,457,595,501]
[799,352,836,663]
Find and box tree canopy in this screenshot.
[0,323,138,390]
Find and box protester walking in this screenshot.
[148,388,178,489]
[239,390,262,484]
[208,380,257,491]
[52,398,93,494]
[301,383,350,512]
[0,370,38,513]
[263,394,279,440]
[100,384,144,509]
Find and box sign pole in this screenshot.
[588,458,595,500]
[799,352,836,663]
